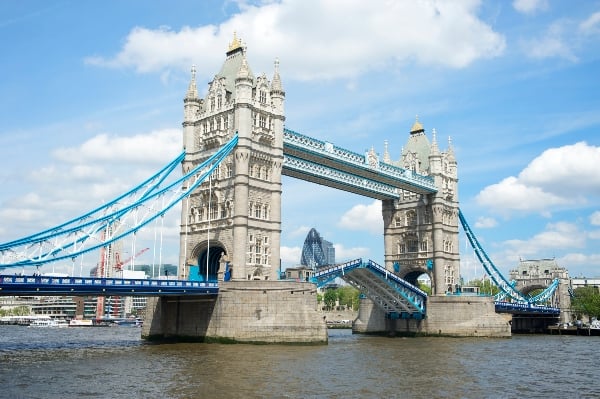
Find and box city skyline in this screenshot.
[1,1,599,280]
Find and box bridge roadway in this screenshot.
[282,128,437,200]
[0,273,560,317]
[0,275,217,296]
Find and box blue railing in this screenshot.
[0,275,218,296]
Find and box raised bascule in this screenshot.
[0,36,562,342]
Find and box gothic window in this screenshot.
[220,205,226,219]
[226,164,232,178]
[264,236,269,245]
[420,240,428,252]
[259,90,267,104]
[254,203,262,218]
[210,202,218,220]
[407,239,418,253]
[406,211,417,226]
[248,202,253,217]
[210,97,215,112]
[217,95,222,109]
[259,114,266,128]
[255,239,263,264]
[398,242,406,254]
[263,204,269,220]
[224,115,229,130]
[423,209,431,224]
[394,217,402,228]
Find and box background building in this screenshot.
[300,228,336,269]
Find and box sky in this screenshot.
[1,0,599,281]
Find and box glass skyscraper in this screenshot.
[300,228,335,269]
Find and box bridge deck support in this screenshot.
[354,296,511,337]
[142,281,328,344]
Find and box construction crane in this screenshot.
[114,247,150,271]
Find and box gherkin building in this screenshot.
[300,228,335,269]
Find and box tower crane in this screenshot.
[114,247,150,270]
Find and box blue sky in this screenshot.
[1,0,599,280]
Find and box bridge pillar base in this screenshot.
[142,281,328,344]
[354,296,511,338]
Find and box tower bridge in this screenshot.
[0,37,561,342]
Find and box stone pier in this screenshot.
[142,281,328,344]
[353,296,511,337]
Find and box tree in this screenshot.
[466,278,500,296]
[323,289,337,310]
[571,286,600,322]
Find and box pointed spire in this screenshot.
[431,128,440,154]
[229,31,242,52]
[410,115,425,134]
[237,53,250,79]
[447,135,456,162]
[185,64,198,100]
[383,140,391,163]
[271,58,284,92]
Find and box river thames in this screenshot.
[0,325,597,399]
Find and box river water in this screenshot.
[0,325,597,399]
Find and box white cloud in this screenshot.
[334,243,370,262]
[338,200,382,234]
[590,211,600,226]
[476,142,600,215]
[512,0,548,15]
[86,0,505,81]
[280,245,301,266]
[579,12,600,35]
[474,216,497,228]
[521,21,577,61]
[503,221,585,257]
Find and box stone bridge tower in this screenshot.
[381,118,460,295]
[179,35,285,282]
[509,258,572,322]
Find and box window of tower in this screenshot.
[407,239,419,253]
[259,114,266,128]
[254,203,262,218]
[259,90,267,104]
[210,97,215,111]
[394,217,402,227]
[420,240,428,252]
[217,95,222,109]
[406,211,417,226]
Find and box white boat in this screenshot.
[69,319,94,327]
[29,318,69,328]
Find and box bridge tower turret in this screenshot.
[179,34,285,282]
[382,117,460,295]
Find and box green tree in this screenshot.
[337,286,360,310]
[418,282,431,295]
[571,286,600,322]
[466,278,500,296]
[323,289,337,310]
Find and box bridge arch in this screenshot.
[190,241,228,282]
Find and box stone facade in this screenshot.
[382,119,460,295]
[142,281,328,344]
[180,34,284,282]
[354,297,511,337]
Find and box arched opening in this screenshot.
[192,245,227,282]
[402,270,431,295]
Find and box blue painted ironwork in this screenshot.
[459,209,559,305]
[494,301,560,316]
[0,134,238,269]
[0,274,218,296]
[283,128,437,197]
[311,258,427,319]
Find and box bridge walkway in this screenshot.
[311,259,427,319]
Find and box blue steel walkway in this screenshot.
[311,259,427,319]
[0,275,218,296]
